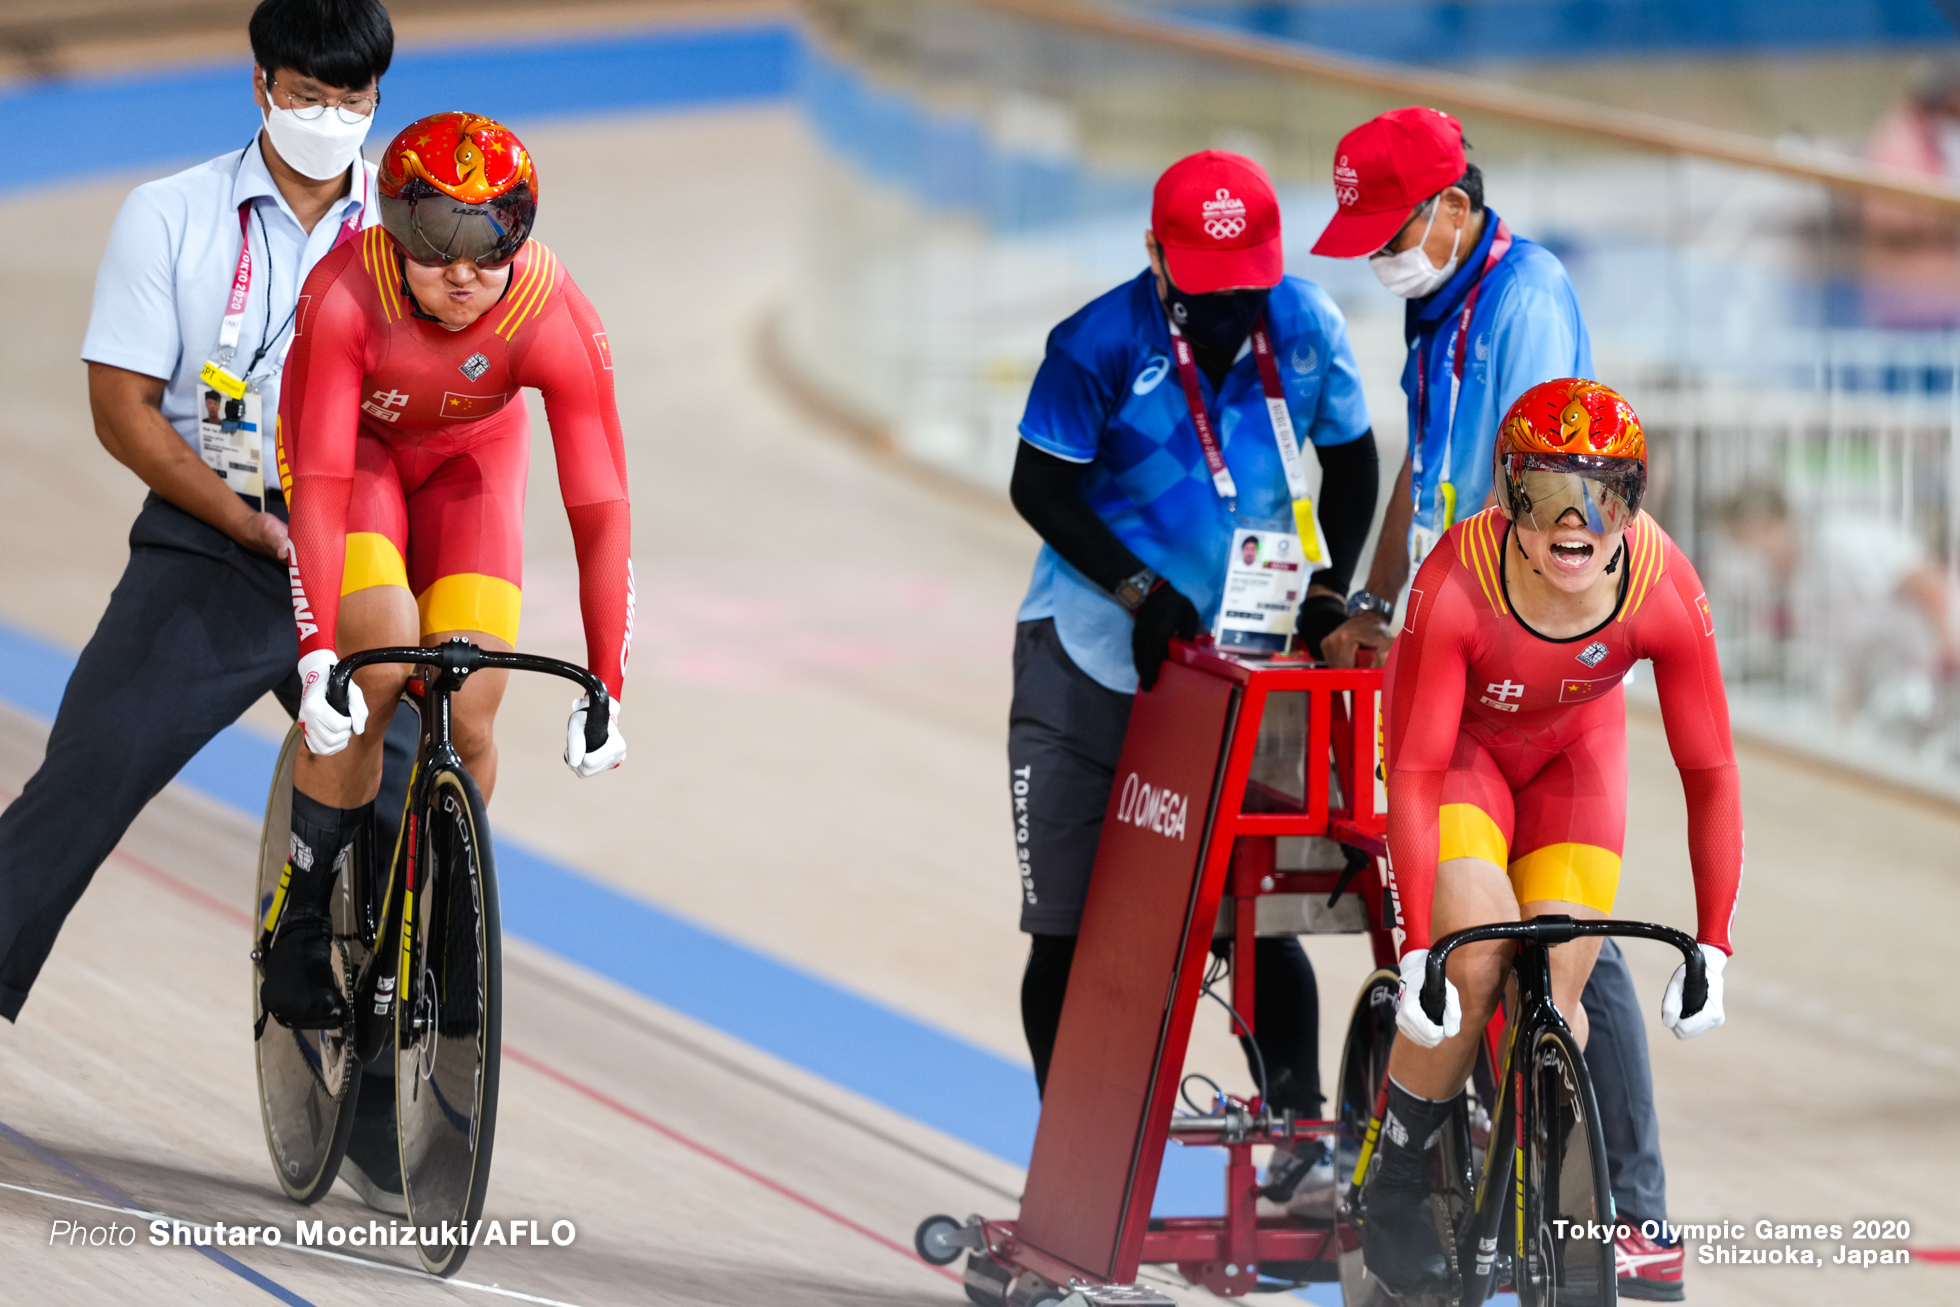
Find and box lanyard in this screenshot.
[1412,218,1512,528]
[1168,314,1324,560]
[202,158,366,400]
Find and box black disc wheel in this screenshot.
[1520,1028,1616,1307]
[1334,967,1401,1307]
[395,766,502,1278]
[254,727,367,1203]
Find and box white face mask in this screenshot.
[1369,203,1462,299]
[261,83,374,182]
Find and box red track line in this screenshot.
[115,847,256,929]
[0,786,255,932]
[1916,1248,1960,1263]
[16,790,964,1288]
[504,1046,962,1285]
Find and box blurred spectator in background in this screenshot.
[1714,483,1957,741]
[1861,59,1960,328]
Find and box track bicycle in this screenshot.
[1335,916,1711,1307]
[250,638,609,1277]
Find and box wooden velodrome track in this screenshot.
[0,92,1956,1307]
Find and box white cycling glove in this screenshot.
[1395,948,1462,1048]
[297,650,368,756]
[564,693,627,778]
[1661,943,1728,1040]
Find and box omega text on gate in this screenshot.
[1116,773,1189,840]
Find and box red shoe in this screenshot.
[1616,1224,1685,1301]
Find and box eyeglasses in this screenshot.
[267,76,379,124]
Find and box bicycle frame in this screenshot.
[317,638,608,1064]
[1410,916,1709,1304]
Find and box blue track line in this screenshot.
[0,1117,317,1305]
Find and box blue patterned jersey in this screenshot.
[1017,270,1371,693]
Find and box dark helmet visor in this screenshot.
[1498,450,1646,535]
[380,181,536,269]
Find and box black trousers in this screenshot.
[1581,938,1667,1222]
[0,493,414,1021]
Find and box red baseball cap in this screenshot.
[1310,107,1466,259]
[1150,151,1283,293]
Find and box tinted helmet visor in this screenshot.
[380,181,536,268]
[1500,451,1645,535]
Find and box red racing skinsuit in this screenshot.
[1383,507,1742,959]
[280,229,631,701]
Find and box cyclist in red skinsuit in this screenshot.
[1358,379,1742,1296]
[281,226,631,709]
[260,112,630,1041]
[1383,505,1742,958]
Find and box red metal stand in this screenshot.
[967,640,1397,1301]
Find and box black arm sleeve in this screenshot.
[1009,439,1146,594]
[1311,430,1379,596]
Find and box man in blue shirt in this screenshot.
[1009,151,1381,1212]
[1310,109,1683,1302]
[0,0,411,1217]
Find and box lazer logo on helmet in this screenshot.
[1116,772,1189,841]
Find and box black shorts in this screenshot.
[1007,619,1134,935]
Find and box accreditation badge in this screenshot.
[196,370,264,510]
[1215,527,1306,654]
[1409,522,1439,571]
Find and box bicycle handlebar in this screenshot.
[1419,915,1707,1025]
[326,640,611,755]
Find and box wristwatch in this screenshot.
[1346,589,1394,620]
[1114,567,1159,613]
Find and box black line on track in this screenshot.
[0,1116,318,1306]
[507,953,1024,1203]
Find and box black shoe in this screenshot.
[1360,1177,1452,1294]
[258,913,345,1029]
[341,1071,406,1215]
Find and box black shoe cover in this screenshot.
[259,913,345,1029]
[1361,1177,1453,1293]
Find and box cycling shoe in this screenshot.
[1265,1139,1339,1219]
[259,913,346,1029]
[1360,1177,1453,1293]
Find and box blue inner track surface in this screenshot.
[0,19,1234,1215]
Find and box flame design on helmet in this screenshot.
[379,111,537,207]
[1498,379,1645,461]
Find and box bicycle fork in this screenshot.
[1459,1040,1519,1304]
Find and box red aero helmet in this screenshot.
[378,112,538,268]
[1494,379,1648,534]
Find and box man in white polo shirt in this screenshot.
[0,0,410,1214]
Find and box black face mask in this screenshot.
[1165,279,1270,383]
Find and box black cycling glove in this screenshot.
[1133,581,1200,691]
[1296,592,1350,662]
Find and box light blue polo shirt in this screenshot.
[81,137,379,494]
[1017,270,1372,693]
[1402,207,1591,534]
